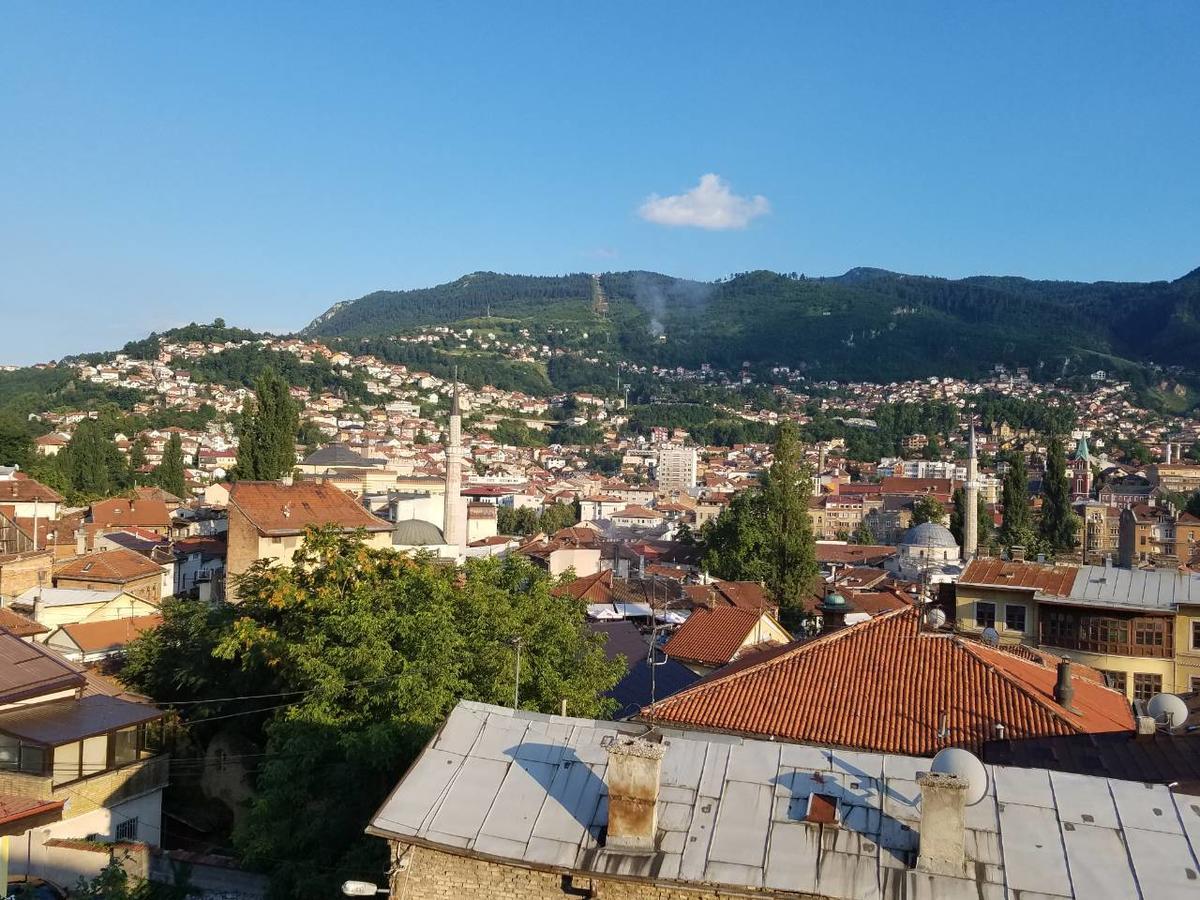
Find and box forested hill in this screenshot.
[303,267,1200,382]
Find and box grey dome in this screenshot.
[392,519,445,547]
[901,521,958,549]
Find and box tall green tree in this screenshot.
[124,529,620,900]
[129,436,148,473]
[1039,436,1078,551]
[1000,451,1036,549]
[0,413,34,469]
[156,433,188,499]
[949,486,992,547]
[234,369,299,480]
[851,520,875,545]
[701,423,816,629]
[910,494,947,526]
[57,418,129,499]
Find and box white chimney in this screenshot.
[916,772,967,877]
[602,734,665,852]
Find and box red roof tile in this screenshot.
[54,547,163,585]
[0,607,48,638]
[644,607,1133,755]
[229,481,391,535]
[90,498,171,529]
[56,614,162,654]
[0,477,64,505]
[662,607,780,668]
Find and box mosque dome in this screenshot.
[900,521,959,550]
[392,519,446,547]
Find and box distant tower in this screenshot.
[963,425,979,562]
[1070,435,1092,501]
[443,376,465,549]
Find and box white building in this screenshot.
[656,446,697,492]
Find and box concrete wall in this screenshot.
[387,841,784,900]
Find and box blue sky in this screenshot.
[2,2,1197,364]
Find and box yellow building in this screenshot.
[956,558,1199,702]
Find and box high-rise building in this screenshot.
[656,446,697,492]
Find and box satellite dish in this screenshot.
[924,607,947,630]
[930,747,989,806]
[1147,693,1188,730]
[981,626,1000,646]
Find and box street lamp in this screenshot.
[342,881,388,896]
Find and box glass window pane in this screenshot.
[52,742,80,786]
[113,728,138,767]
[0,735,19,770]
[82,735,107,778]
[20,745,44,775]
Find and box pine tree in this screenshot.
[1039,436,1078,551]
[1000,451,1035,549]
[156,433,187,499]
[129,437,148,473]
[234,369,299,481]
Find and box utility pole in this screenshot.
[511,636,523,709]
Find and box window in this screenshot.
[1134,620,1165,647]
[1191,676,1200,693]
[112,727,138,768]
[1192,621,1200,652]
[115,817,138,842]
[975,602,996,629]
[1004,605,1027,633]
[1100,670,1127,694]
[1133,673,1162,703]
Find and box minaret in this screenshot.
[443,376,465,549]
[963,424,979,561]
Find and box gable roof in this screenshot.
[0,607,48,638]
[53,614,162,655]
[661,606,782,668]
[643,607,1134,755]
[0,477,64,505]
[54,548,163,585]
[0,629,85,704]
[228,481,392,535]
[89,498,171,528]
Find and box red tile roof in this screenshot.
[0,477,64,505]
[0,607,48,638]
[662,607,780,668]
[90,498,171,529]
[54,547,163,585]
[0,794,64,828]
[644,607,1133,755]
[56,614,163,654]
[959,558,1078,597]
[228,481,391,535]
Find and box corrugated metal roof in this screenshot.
[0,693,160,744]
[960,559,1079,597]
[369,701,1200,899]
[1061,565,1200,612]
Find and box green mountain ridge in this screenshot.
[302,267,1200,384]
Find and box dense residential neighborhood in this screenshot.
[2,322,1200,898]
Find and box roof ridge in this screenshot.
[652,606,912,708]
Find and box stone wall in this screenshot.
[387,842,812,899]
[0,550,53,602]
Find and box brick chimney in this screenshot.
[602,734,665,852]
[916,772,967,877]
[1009,545,1026,562]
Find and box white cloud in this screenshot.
[637,173,770,230]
